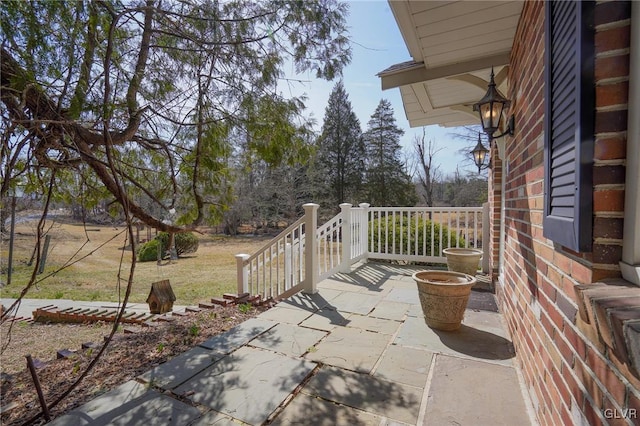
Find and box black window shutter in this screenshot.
[543,0,595,252]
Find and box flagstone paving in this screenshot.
[305,326,390,373]
[139,346,220,390]
[199,317,276,354]
[302,365,423,424]
[373,345,433,388]
[298,306,351,331]
[424,356,529,425]
[52,262,535,426]
[249,322,327,357]
[174,346,316,425]
[49,380,200,426]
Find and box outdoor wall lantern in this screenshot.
[473,67,514,141]
[471,133,490,173]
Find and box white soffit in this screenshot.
[380,0,524,128]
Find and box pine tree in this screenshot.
[363,99,417,206]
[314,81,366,209]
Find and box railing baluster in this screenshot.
[456,212,460,248]
[390,210,394,255]
[422,211,426,256]
[276,240,280,294]
[464,210,476,247]
[431,212,442,256]
[475,210,479,249]
[269,245,273,296]
[379,211,383,254]
[414,210,418,255]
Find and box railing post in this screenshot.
[303,203,319,294]
[359,203,370,261]
[235,253,250,294]
[339,203,352,273]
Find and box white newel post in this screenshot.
[235,254,250,294]
[359,203,370,260]
[339,203,352,273]
[303,203,319,294]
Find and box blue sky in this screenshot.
[281,0,476,176]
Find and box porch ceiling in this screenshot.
[379,1,524,128]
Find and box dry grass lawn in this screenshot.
[1,217,269,306]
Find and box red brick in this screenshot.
[593,217,625,239]
[557,291,578,323]
[595,109,629,134]
[584,347,628,406]
[628,389,640,416]
[594,135,627,160]
[549,304,567,333]
[541,311,555,337]
[595,54,630,81]
[576,359,605,410]
[593,243,623,265]
[592,268,623,282]
[605,368,630,409]
[583,397,605,426]
[535,257,549,275]
[539,277,557,303]
[555,335,576,367]
[551,366,572,407]
[559,404,573,426]
[564,322,587,359]
[595,25,631,52]
[563,366,584,410]
[594,1,632,27]
[594,189,625,212]
[571,261,593,285]
[526,165,544,182]
[596,81,629,108]
[593,164,627,186]
[554,253,572,275]
[585,346,606,375]
[540,380,554,412]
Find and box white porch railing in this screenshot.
[236,203,485,300]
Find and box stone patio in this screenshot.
[50,262,536,426]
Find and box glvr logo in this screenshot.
[603,408,637,419]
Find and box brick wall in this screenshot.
[496,1,637,425]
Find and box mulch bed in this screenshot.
[0,305,264,425]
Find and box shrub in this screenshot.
[138,238,162,262]
[156,232,199,256]
[369,215,464,257]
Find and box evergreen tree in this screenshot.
[314,81,366,209]
[363,99,417,206]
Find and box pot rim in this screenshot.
[442,247,483,257]
[412,270,476,286]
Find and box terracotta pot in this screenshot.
[412,270,477,331]
[442,248,483,276]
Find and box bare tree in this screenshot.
[413,129,443,207]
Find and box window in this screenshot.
[543,0,595,252]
